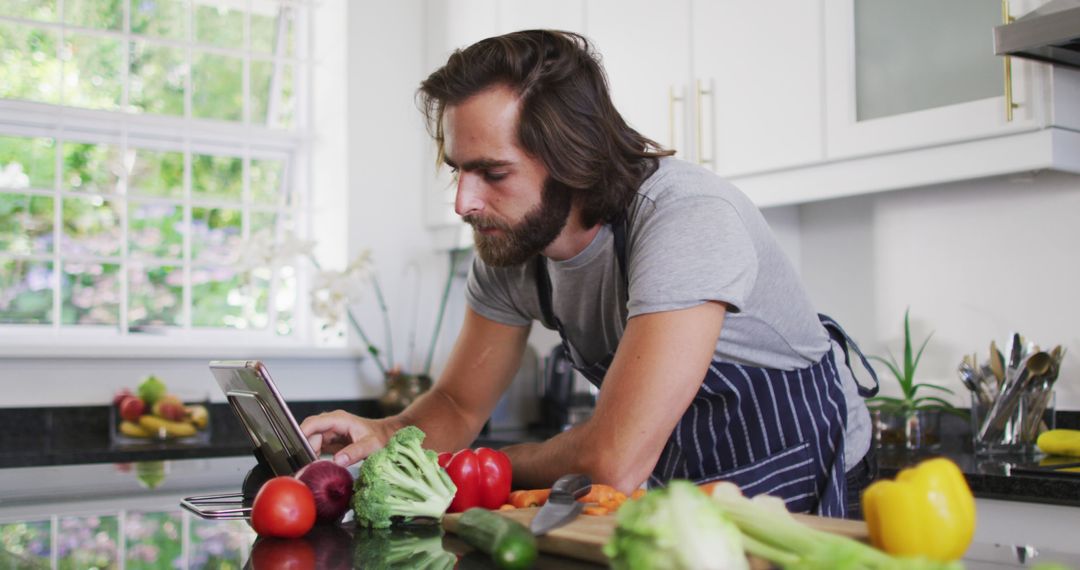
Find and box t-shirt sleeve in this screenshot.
[464,256,534,327]
[626,194,758,317]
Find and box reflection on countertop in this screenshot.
[2,455,1080,569]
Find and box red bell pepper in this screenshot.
[436,447,512,512]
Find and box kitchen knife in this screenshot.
[529,473,591,536]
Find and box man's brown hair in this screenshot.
[417,30,674,227]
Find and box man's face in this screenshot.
[442,85,573,266]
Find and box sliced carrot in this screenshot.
[630,488,647,500]
[582,505,609,516]
[498,503,516,511]
[578,484,620,504]
[697,481,722,496]
[509,489,550,508]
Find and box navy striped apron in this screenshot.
[534,217,878,517]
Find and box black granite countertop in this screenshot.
[876,410,1080,508]
[2,402,1079,509]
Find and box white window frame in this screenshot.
[0,0,338,354]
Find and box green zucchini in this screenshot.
[456,508,538,570]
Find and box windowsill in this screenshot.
[0,344,365,360]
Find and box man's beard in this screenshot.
[464,178,573,267]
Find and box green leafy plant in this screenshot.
[866,308,960,417]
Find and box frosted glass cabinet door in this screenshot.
[824,0,1049,159]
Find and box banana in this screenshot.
[185,405,209,429]
[138,414,197,438]
[120,420,153,438]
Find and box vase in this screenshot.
[378,371,433,416]
[872,408,942,451]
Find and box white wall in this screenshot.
[764,170,1080,411]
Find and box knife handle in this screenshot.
[553,473,592,499]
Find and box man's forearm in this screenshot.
[394,385,486,453]
[500,421,646,493]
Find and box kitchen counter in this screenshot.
[876,411,1080,508]
[1,455,1078,569]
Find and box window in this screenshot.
[0,0,314,344]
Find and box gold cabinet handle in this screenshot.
[695,79,713,166]
[1003,0,1018,122]
[668,85,683,151]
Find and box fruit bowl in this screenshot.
[110,377,211,446]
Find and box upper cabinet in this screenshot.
[693,0,825,177]
[420,0,1080,222]
[825,0,1044,157]
[735,0,1080,206]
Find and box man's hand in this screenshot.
[300,411,401,467]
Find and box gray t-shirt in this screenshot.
[465,157,870,468]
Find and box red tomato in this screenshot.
[249,536,316,570]
[251,477,317,538]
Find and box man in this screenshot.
[301,30,877,517]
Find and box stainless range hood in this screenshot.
[994,0,1080,69]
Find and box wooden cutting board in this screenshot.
[442,507,869,567]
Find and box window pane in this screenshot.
[0,519,51,566]
[124,511,183,569]
[189,517,254,569]
[250,158,284,205]
[130,148,183,198]
[249,210,277,235]
[0,193,54,255]
[64,0,122,30]
[62,194,121,257]
[63,142,122,193]
[56,515,119,569]
[0,0,57,21]
[0,23,61,104]
[129,41,186,117]
[131,0,189,41]
[192,51,242,121]
[191,265,268,329]
[61,260,119,325]
[251,1,294,55]
[62,33,123,111]
[251,60,293,128]
[130,201,182,259]
[194,3,245,50]
[191,206,241,263]
[0,259,53,324]
[0,135,56,189]
[129,263,182,327]
[192,153,241,199]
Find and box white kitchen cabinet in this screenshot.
[824,0,1046,158]
[584,0,692,154]
[732,0,1080,207]
[692,0,824,176]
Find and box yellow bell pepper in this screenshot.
[861,457,976,561]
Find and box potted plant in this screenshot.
[867,308,961,450]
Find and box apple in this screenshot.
[152,395,186,422]
[113,388,134,407]
[119,396,146,422]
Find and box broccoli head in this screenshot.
[352,426,457,529]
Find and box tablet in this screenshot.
[209,360,317,476]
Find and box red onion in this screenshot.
[295,460,354,523]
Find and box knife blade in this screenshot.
[529,473,591,536]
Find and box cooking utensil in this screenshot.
[530,473,591,536]
[990,340,1006,388]
[979,351,1052,442]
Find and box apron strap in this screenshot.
[818,314,879,398]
